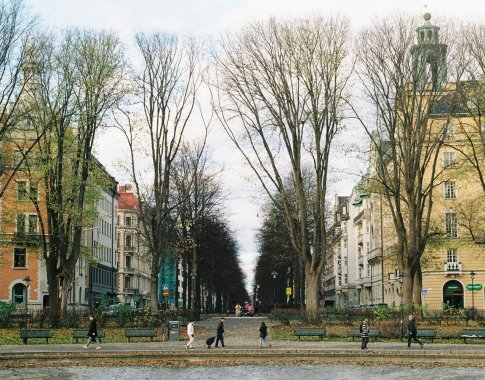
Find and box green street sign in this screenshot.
[466,284,483,291]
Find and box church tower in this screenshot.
[411,13,447,90]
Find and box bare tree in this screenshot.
[212,16,352,319]
[0,0,38,197]
[446,23,485,195]
[24,29,125,323]
[170,144,223,315]
[350,14,454,307]
[115,33,205,309]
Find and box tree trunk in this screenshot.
[305,270,320,322]
[150,270,159,310]
[46,269,60,327]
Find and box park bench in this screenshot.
[294,327,326,340]
[72,329,105,343]
[415,328,437,341]
[20,329,53,344]
[459,328,485,343]
[124,328,157,342]
[348,328,381,341]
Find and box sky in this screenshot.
[24,0,485,291]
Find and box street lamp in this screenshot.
[190,272,199,320]
[23,276,31,327]
[23,276,31,310]
[397,272,405,341]
[470,271,476,318]
[271,271,278,308]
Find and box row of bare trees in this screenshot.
[1,0,484,321]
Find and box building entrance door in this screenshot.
[443,280,464,308]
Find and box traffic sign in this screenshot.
[421,289,428,296]
[162,290,169,297]
[466,284,482,291]
[162,284,168,291]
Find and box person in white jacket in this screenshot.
[186,319,195,349]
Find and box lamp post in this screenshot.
[397,272,405,341]
[470,271,476,319]
[190,272,199,320]
[271,271,278,308]
[23,276,31,310]
[23,276,31,327]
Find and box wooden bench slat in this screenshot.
[72,329,105,343]
[294,328,326,340]
[124,328,157,342]
[460,329,485,343]
[20,329,53,344]
[348,329,381,341]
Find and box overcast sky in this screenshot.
[24,0,485,291]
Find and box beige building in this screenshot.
[116,184,151,307]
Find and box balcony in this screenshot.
[367,247,382,262]
[13,232,42,244]
[358,254,364,266]
[444,262,462,273]
[357,233,364,246]
[353,210,365,225]
[124,267,135,274]
[123,288,137,294]
[124,245,136,251]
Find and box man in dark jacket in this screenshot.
[215,318,225,348]
[407,314,423,349]
[83,314,101,349]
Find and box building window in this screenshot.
[125,216,132,226]
[444,181,456,199]
[125,234,132,248]
[445,213,458,238]
[447,248,458,263]
[17,181,28,201]
[125,255,132,269]
[16,214,26,233]
[12,283,26,305]
[124,276,131,290]
[28,215,38,234]
[443,152,456,168]
[444,121,454,136]
[14,248,27,268]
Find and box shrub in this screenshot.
[0,302,16,328]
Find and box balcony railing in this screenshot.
[124,267,135,274]
[13,232,42,244]
[123,288,137,294]
[367,247,382,262]
[444,262,462,272]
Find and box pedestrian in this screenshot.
[215,317,225,348]
[259,322,272,348]
[83,314,101,349]
[407,314,424,349]
[235,303,241,317]
[185,319,195,349]
[360,318,369,350]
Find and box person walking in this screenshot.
[235,303,241,317]
[259,322,272,348]
[185,319,195,349]
[407,314,424,349]
[83,314,101,349]
[215,317,225,348]
[360,318,369,350]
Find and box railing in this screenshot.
[444,262,462,272]
[13,232,42,243]
[367,247,382,261]
[123,288,137,294]
[353,210,365,224]
[124,267,135,274]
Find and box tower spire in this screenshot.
[411,12,448,90]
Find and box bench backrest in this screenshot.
[417,329,436,335]
[72,329,105,337]
[125,328,156,335]
[462,329,485,335]
[349,329,380,335]
[295,328,325,334]
[20,329,52,338]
